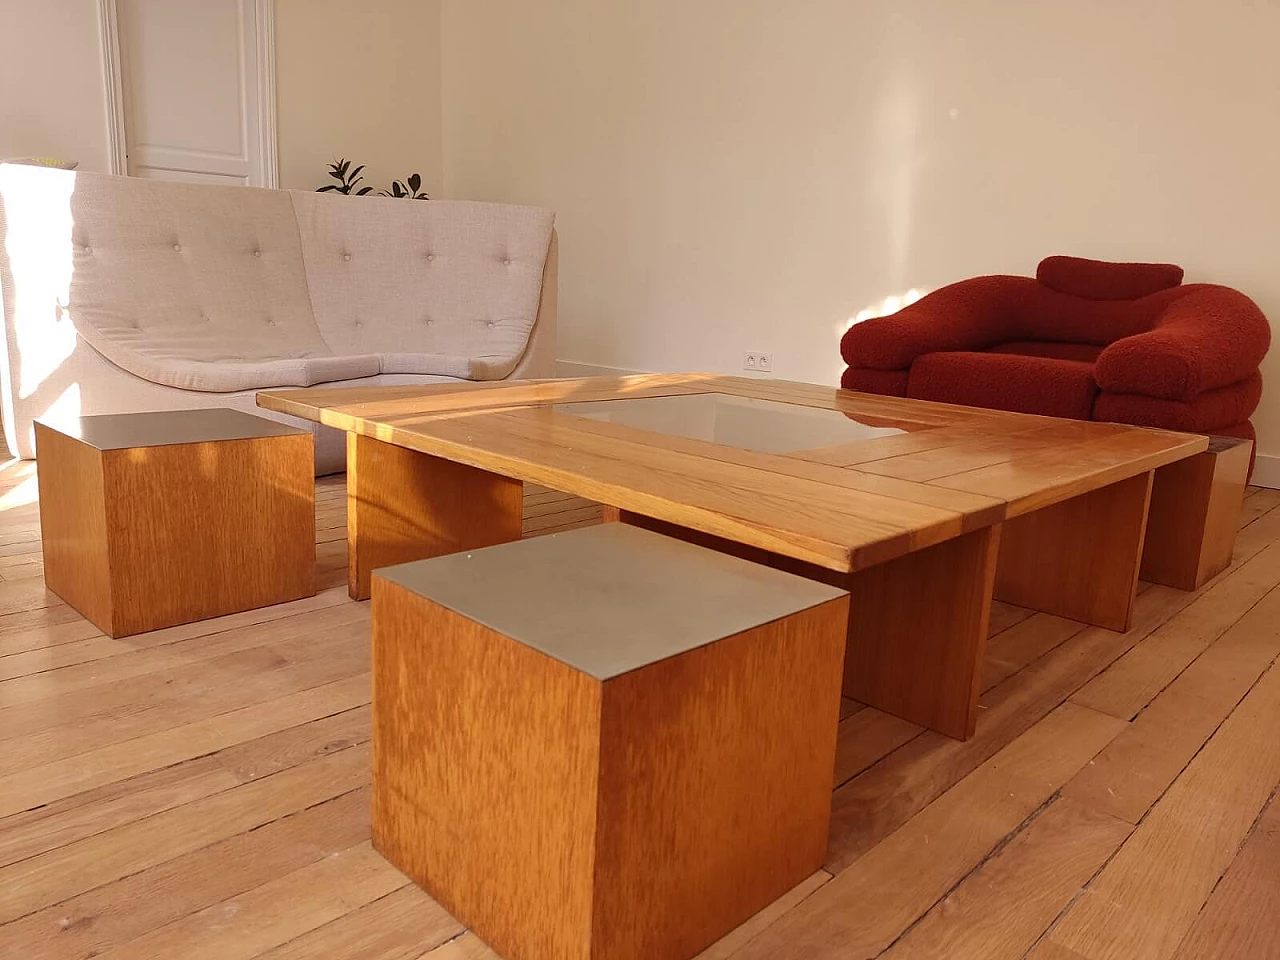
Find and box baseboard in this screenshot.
[555,359,649,378]
[1250,453,1280,489]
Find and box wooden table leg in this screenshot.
[1140,438,1252,591]
[995,471,1153,632]
[843,526,1001,741]
[346,433,524,600]
[611,510,1000,741]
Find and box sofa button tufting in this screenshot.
[502,257,511,265]
[426,254,435,262]
[173,243,182,251]
[487,320,496,327]
[343,253,351,262]
[254,250,262,258]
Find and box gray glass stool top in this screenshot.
[37,408,308,451]
[376,522,848,681]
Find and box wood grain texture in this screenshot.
[347,432,523,600]
[729,703,1126,959]
[822,584,1199,875]
[1169,795,1280,960]
[591,597,848,960]
[104,434,315,636]
[36,423,315,637]
[500,405,1006,530]
[367,409,960,573]
[881,798,1133,960]
[2,786,373,960]
[608,512,996,740]
[259,375,1205,577]
[844,525,1000,739]
[694,871,832,960]
[995,472,1153,632]
[1141,438,1251,590]
[34,423,112,632]
[1040,661,1280,960]
[1062,577,1280,823]
[255,884,462,960]
[371,577,604,960]
[371,573,848,960]
[6,466,1280,957]
[934,430,1203,515]
[1070,535,1280,721]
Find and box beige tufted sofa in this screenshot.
[0,164,557,473]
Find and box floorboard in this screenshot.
[0,468,1277,959]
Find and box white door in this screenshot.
[117,0,276,186]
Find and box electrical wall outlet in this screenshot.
[743,352,773,373]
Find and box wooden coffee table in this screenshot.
[259,374,1225,740]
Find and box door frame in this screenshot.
[98,0,279,187]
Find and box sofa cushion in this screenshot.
[908,352,1099,420]
[0,167,339,392]
[988,340,1104,363]
[291,193,553,381]
[1094,372,1263,432]
[1036,256,1184,301]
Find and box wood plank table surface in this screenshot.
[259,374,1213,740]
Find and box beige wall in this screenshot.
[0,0,113,171]
[275,0,442,196]
[439,0,1280,466]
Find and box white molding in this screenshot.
[255,0,279,188]
[555,360,649,378]
[100,0,277,186]
[1250,453,1280,490]
[98,0,127,175]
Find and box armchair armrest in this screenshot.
[840,276,1033,370]
[1095,285,1270,401]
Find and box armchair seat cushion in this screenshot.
[988,340,1105,363]
[1094,372,1264,433]
[840,367,908,396]
[907,352,1099,421]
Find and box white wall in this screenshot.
[439,0,1280,459]
[0,0,443,195]
[275,0,443,195]
[0,0,113,171]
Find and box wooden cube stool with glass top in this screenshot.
[371,522,849,960]
[35,409,315,638]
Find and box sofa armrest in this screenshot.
[1095,285,1270,401]
[508,228,558,379]
[839,276,1031,371]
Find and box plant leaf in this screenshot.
[357,186,373,195]
[317,184,340,192]
[408,173,421,192]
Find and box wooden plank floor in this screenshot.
[1,460,1278,960]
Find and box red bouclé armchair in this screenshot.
[840,256,1270,452]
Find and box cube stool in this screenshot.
[1141,436,1253,591]
[371,523,849,960]
[36,409,315,638]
